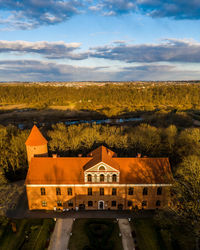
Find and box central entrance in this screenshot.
[98,200,104,210]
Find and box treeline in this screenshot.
[1,122,200,181]
[1,84,200,115]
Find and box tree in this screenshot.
[171,155,200,250]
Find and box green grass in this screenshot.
[0,217,55,250]
[68,219,123,250]
[131,218,166,250]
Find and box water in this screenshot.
[18,117,143,129]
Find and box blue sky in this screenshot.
[0,0,200,81]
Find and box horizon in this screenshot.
[0,1,200,81]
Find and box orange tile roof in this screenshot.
[25,125,48,146]
[25,146,173,185]
[25,157,92,185]
[84,145,119,171]
[115,158,173,184]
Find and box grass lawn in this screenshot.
[0,217,55,250]
[130,218,166,250]
[68,218,123,250]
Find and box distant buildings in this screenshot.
[25,125,173,210]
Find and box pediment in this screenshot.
[85,161,119,172]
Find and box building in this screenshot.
[25,125,173,211]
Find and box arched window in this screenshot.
[99,166,105,171]
[156,200,161,207]
[87,174,92,182]
[112,174,117,182]
[157,187,162,195]
[107,174,110,182]
[100,174,104,182]
[143,187,148,195]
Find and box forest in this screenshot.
[0,83,199,249]
[1,84,200,116]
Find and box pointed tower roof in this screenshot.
[25,125,47,146]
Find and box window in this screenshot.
[100,188,104,195]
[68,202,73,207]
[111,201,116,207]
[56,187,61,195]
[67,188,72,195]
[112,188,117,195]
[128,187,134,195]
[88,188,92,196]
[40,188,46,195]
[156,200,161,207]
[112,174,117,182]
[88,201,93,207]
[100,174,104,182]
[57,201,62,207]
[87,174,92,182]
[157,187,162,195]
[127,201,132,207]
[99,166,105,170]
[143,187,148,195]
[142,201,147,207]
[41,201,47,207]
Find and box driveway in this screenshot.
[48,218,73,250]
[118,219,135,250]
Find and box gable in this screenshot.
[85,161,119,172]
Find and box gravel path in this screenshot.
[48,218,73,250]
[118,219,135,250]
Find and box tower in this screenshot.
[25,125,48,165]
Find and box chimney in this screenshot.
[137,153,141,158]
[52,154,57,158]
[78,154,82,157]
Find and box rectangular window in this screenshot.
[68,202,73,207]
[41,187,46,195]
[57,200,62,207]
[88,201,93,207]
[68,188,72,195]
[142,201,147,207]
[56,187,61,195]
[88,188,92,196]
[127,201,132,207]
[41,201,47,207]
[112,188,117,195]
[111,201,116,207]
[128,187,134,195]
[100,188,104,195]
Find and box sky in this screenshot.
[0,0,200,81]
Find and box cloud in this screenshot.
[0,60,113,81]
[0,40,88,60]
[90,39,200,63]
[0,0,82,29]
[1,1,200,30]
[0,59,200,81]
[91,0,200,20]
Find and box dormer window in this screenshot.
[100,174,104,182]
[87,174,92,182]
